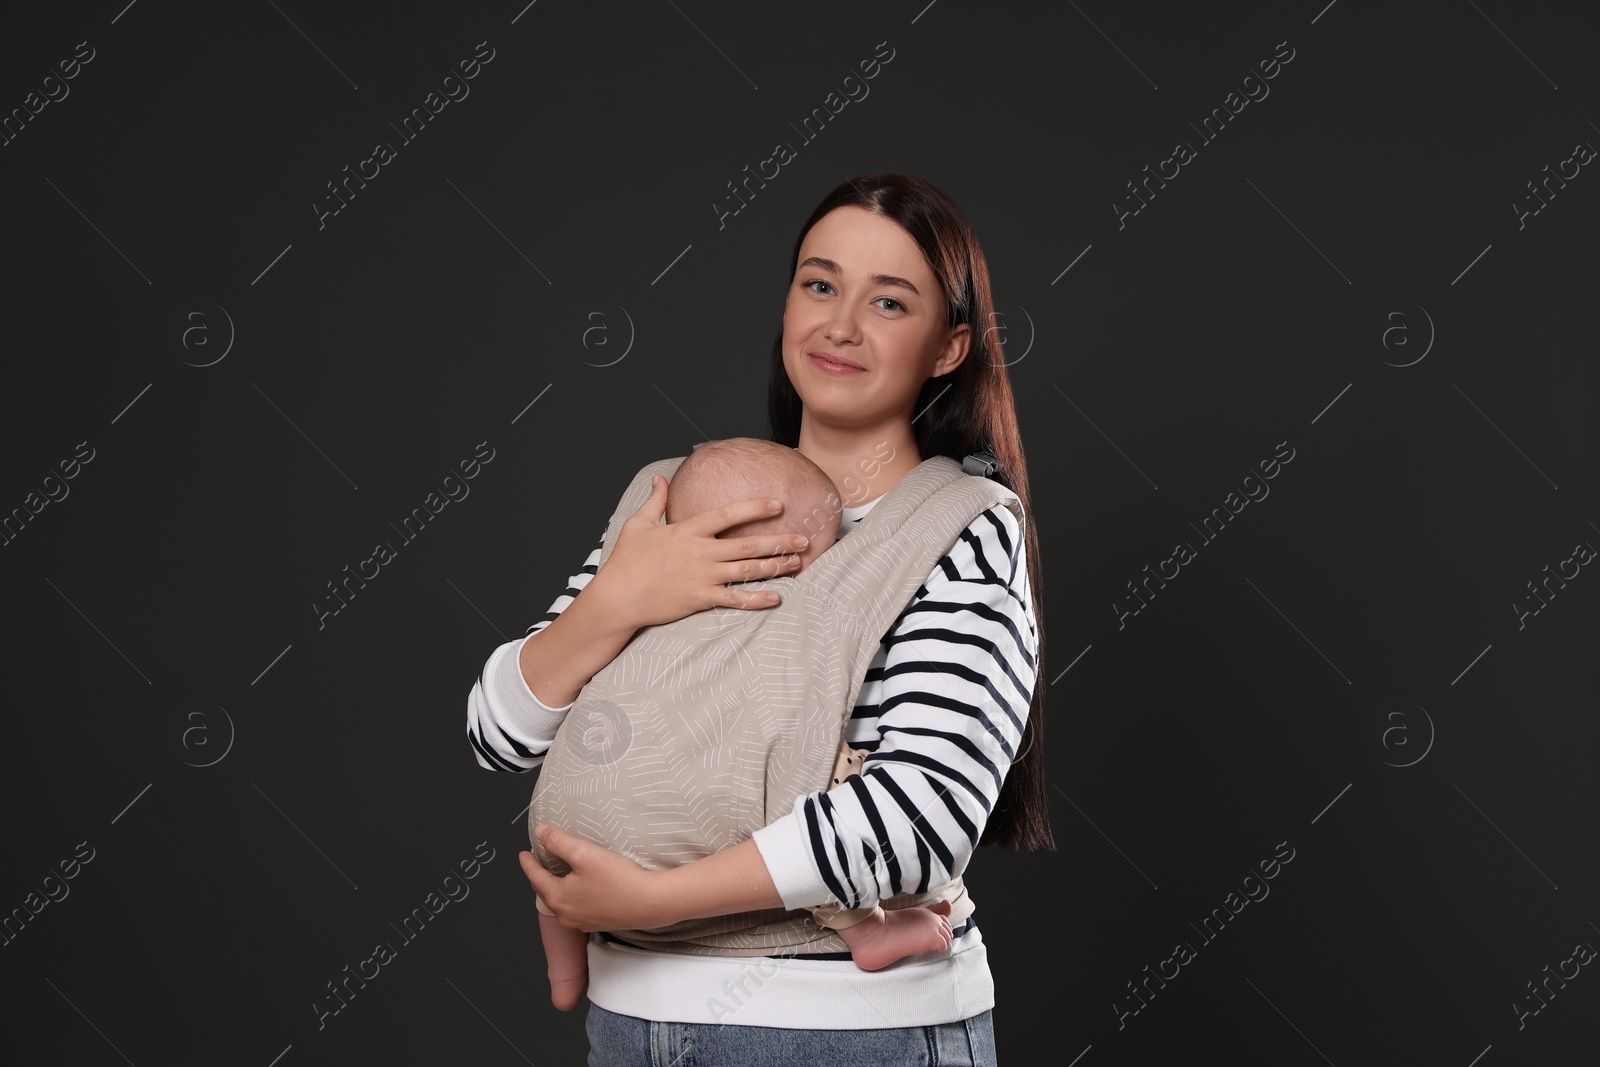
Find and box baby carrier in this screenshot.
[527,451,1023,956]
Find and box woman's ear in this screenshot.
[933,323,971,377]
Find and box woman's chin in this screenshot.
[797,375,877,406]
[799,398,872,427]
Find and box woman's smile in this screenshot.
[808,350,866,375]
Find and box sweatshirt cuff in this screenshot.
[751,807,834,912]
[486,637,574,742]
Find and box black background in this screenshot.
[1,1,1596,1064]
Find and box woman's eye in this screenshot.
[801,280,900,312]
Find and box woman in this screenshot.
[466,173,1053,1064]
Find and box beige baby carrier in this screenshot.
[528,452,1023,957]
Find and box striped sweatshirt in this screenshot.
[465,488,1040,1027]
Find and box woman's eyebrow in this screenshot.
[798,256,921,296]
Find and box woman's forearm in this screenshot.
[659,838,784,923]
[517,574,638,708]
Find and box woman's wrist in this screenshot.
[653,866,693,927]
[579,570,638,637]
[658,838,785,924]
[517,572,639,708]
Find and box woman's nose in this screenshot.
[825,305,859,342]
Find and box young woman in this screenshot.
[466,173,1053,1065]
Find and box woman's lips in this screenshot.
[809,351,865,375]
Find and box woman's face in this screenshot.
[781,205,969,430]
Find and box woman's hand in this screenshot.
[524,826,786,933]
[521,825,680,932]
[591,475,809,630]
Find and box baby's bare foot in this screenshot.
[839,901,953,972]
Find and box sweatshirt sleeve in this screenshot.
[752,502,1040,911]
[465,528,606,772]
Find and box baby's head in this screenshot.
[665,438,842,572]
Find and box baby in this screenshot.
[536,437,955,1010]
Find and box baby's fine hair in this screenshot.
[666,437,842,544]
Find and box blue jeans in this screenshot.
[586,1003,998,1066]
